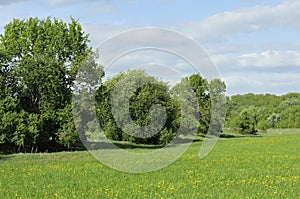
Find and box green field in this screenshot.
[1,130,300,198]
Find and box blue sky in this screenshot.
[0,0,299,95]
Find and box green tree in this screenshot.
[208,79,226,135]
[170,78,199,134]
[0,17,92,152]
[267,113,281,128]
[280,98,300,109]
[95,70,179,145]
[171,74,221,134]
[73,52,104,144]
[276,106,300,128]
[225,92,300,131]
[236,110,257,134]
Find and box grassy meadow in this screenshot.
[1,129,299,198]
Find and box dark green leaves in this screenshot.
[0,17,92,152]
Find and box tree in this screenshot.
[72,52,104,144]
[208,79,226,135]
[236,110,257,134]
[170,78,199,134]
[171,74,213,135]
[225,92,300,131]
[0,17,92,152]
[267,113,281,128]
[276,106,300,128]
[280,98,300,109]
[95,70,179,145]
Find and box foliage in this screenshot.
[171,74,213,135]
[95,71,225,145]
[226,93,300,132]
[95,70,180,145]
[267,113,281,128]
[0,17,92,152]
[2,16,299,152]
[207,79,226,135]
[236,109,257,134]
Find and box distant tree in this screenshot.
[280,98,300,109]
[276,106,300,128]
[267,113,281,128]
[225,92,300,131]
[72,52,104,144]
[257,120,268,131]
[237,110,257,134]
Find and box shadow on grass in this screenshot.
[85,134,262,151]
[87,141,163,150]
[86,137,204,150]
[220,133,263,138]
[0,134,263,157]
[220,134,236,138]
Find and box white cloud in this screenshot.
[212,50,300,72]
[181,1,300,43]
[224,72,300,95]
[239,50,300,68]
[84,22,300,95]
[211,49,300,95]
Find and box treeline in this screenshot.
[1,17,299,153]
[225,93,300,133]
[0,17,225,153]
[92,70,225,145]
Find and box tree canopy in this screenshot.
[94,71,225,145]
[0,17,93,152]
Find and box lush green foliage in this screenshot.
[95,70,179,145]
[226,93,300,132]
[0,17,224,151]
[95,71,222,145]
[171,74,210,134]
[0,17,91,152]
[0,130,299,198]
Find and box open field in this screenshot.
[1,129,300,198]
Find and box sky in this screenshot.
[0,0,299,95]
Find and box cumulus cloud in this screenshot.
[84,22,300,94]
[181,1,300,43]
[239,50,300,68]
[213,50,300,72]
[41,0,300,95]
[215,49,300,95]
[224,72,300,95]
